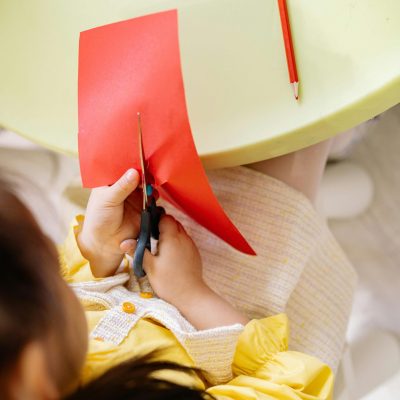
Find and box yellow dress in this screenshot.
[59,215,334,399]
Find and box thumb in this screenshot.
[106,169,140,205]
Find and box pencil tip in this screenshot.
[292,82,299,101]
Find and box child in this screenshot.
[0,140,354,399]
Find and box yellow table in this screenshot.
[0,0,399,168]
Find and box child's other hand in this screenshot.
[143,215,205,308]
[77,169,141,277]
[143,215,249,330]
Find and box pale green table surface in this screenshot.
[0,0,399,168]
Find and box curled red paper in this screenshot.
[78,9,255,255]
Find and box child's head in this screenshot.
[0,181,88,398]
[0,180,210,399]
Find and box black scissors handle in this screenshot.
[132,201,165,278]
[132,209,151,278]
[149,198,165,242]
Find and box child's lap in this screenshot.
[162,166,356,371]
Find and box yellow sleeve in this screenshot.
[58,216,113,283]
[58,216,130,283]
[207,314,333,400]
[58,215,87,281]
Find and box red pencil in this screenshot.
[277,0,299,100]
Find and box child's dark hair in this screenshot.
[0,181,82,396]
[0,181,213,399]
[65,355,215,400]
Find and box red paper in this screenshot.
[78,10,255,255]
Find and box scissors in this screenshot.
[132,113,165,278]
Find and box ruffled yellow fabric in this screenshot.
[59,218,333,399]
[232,314,289,376]
[210,314,334,399]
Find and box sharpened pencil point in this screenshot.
[292,82,299,101]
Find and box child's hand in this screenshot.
[77,169,142,277]
[143,215,205,307]
[142,215,250,329]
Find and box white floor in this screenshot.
[329,104,400,399]
[0,104,399,399]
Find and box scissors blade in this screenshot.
[137,112,148,209]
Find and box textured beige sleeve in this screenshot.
[160,166,357,372]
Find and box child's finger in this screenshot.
[120,238,136,254]
[142,249,155,274]
[106,169,140,205]
[158,214,180,236]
